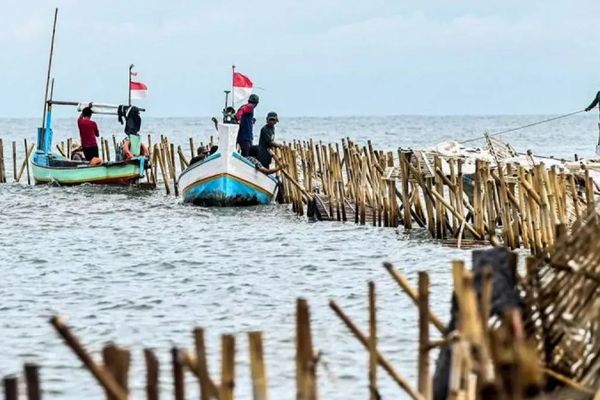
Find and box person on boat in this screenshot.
[258,112,282,168]
[189,146,210,166]
[70,142,86,162]
[77,106,100,161]
[585,91,600,112]
[247,145,281,175]
[235,94,259,157]
[121,138,149,160]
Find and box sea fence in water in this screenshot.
[1,133,599,257]
[4,205,600,399]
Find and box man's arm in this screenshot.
[93,121,100,137]
[235,104,249,122]
[585,91,600,112]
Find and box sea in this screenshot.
[0,115,596,399]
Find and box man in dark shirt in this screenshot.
[189,146,209,166]
[235,94,259,156]
[585,91,600,112]
[77,107,100,161]
[258,111,281,168]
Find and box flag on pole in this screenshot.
[233,71,253,106]
[130,70,148,99]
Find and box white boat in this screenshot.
[178,123,278,206]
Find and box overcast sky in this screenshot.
[1,0,599,117]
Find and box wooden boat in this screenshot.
[178,123,278,206]
[32,101,147,186]
[31,10,148,187]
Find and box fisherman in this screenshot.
[77,106,100,161]
[258,112,281,168]
[189,146,209,166]
[248,145,281,175]
[585,91,600,112]
[235,94,259,157]
[70,142,86,162]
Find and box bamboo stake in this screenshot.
[156,146,170,195]
[0,138,6,183]
[193,328,220,400]
[3,376,17,400]
[368,282,378,400]
[220,335,235,400]
[49,316,127,400]
[12,141,17,181]
[172,347,185,400]
[418,272,431,399]
[144,349,159,400]
[16,143,35,183]
[103,344,131,400]
[189,137,195,159]
[329,301,425,400]
[24,363,41,400]
[296,298,317,400]
[24,138,31,185]
[248,331,268,400]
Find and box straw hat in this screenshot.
[70,141,81,152]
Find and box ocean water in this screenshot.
[0,115,596,399]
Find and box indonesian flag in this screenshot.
[130,70,148,99]
[233,71,253,106]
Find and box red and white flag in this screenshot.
[233,71,253,106]
[130,70,148,100]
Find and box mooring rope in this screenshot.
[460,109,587,144]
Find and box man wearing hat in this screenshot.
[257,111,281,168]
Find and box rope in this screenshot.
[460,109,587,144]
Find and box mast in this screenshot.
[41,8,58,131]
[129,64,134,106]
[231,64,235,109]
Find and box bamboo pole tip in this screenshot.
[382,261,393,271]
[49,315,64,327]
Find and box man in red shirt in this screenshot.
[77,107,100,161]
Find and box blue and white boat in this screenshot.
[178,123,278,206]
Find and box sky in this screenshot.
[1,0,600,117]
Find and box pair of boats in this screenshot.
[33,101,278,206]
[31,9,278,207]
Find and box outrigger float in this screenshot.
[32,9,148,187]
[178,123,278,206]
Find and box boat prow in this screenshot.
[178,123,278,206]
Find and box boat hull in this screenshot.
[32,154,145,186]
[179,152,277,206]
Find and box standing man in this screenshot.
[235,94,259,156]
[77,106,100,161]
[258,112,281,168]
[585,91,600,112]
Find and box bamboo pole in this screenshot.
[16,143,35,183]
[220,335,236,400]
[296,298,317,400]
[144,349,159,400]
[368,282,378,400]
[417,272,431,399]
[3,376,17,400]
[248,331,268,400]
[24,139,31,185]
[329,301,425,400]
[156,145,170,195]
[193,328,220,400]
[49,316,127,400]
[12,141,17,181]
[0,138,5,183]
[24,363,41,400]
[172,347,185,400]
[103,344,131,400]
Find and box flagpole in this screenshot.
[231,64,235,109]
[128,64,134,106]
